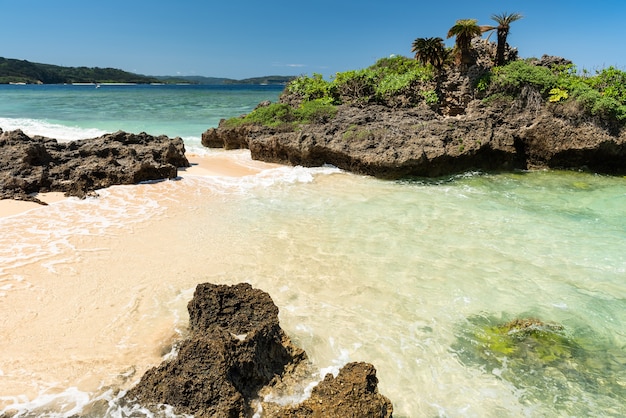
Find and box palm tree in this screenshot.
[447,19,484,67]
[491,12,523,66]
[411,37,447,71]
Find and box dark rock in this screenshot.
[202,98,626,178]
[125,283,392,418]
[0,130,189,202]
[262,362,393,418]
[201,122,282,150]
[532,54,573,68]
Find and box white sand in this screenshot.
[0,151,284,406]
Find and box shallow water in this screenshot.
[1,160,625,417]
[1,85,625,416]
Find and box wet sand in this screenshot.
[0,192,66,218]
[0,151,283,408]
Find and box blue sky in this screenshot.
[1,0,624,79]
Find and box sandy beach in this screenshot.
[0,150,286,407]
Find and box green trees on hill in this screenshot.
[0,57,160,84]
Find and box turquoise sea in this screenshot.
[0,85,625,417]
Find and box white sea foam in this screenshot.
[0,117,107,141]
[0,387,193,418]
[0,386,90,418]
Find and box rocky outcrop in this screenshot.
[201,97,626,178]
[0,129,189,203]
[262,362,393,418]
[125,283,392,418]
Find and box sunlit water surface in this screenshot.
[0,85,625,417]
[1,165,624,417]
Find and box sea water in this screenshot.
[1,85,625,417]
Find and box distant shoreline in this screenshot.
[0,56,295,85]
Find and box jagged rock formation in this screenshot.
[261,362,393,418]
[0,129,189,203]
[125,283,392,418]
[202,98,626,179]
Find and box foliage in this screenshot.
[548,87,569,102]
[285,55,435,108]
[447,19,484,65]
[375,67,433,101]
[553,66,626,120]
[475,74,491,91]
[420,89,439,104]
[223,99,337,128]
[490,60,559,94]
[332,69,377,103]
[287,73,335,102]
[485,60,626,121]
[411,37,447,70]
[297,98,338,123]
[368,55,426,75]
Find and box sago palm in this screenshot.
[491,12,523,66]
[447,19,483,67]
[411,37,447,71]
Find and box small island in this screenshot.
[202,15,626,178]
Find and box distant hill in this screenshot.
[225,75,296,85]
[0,57,296,85]
[0,57,161,84]
[156,75,296,85]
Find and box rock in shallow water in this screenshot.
[125,282,393,417]
[0,129,189,203]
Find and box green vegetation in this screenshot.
[411,37,448,71]
[287,56,434,106]
[490,59,559,94]
[222,9,625,128]
[452,314,626,410]
[222,99,337,128]
[0,57,295,85]
[486,60,626,120]
[447,19,485,66]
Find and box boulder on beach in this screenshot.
[125,282,393,418]
[0,129,189,203]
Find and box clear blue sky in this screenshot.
[1,0,624,79]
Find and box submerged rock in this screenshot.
[452,314,626,414]
[0,129,189,203]
[125,283,393,417]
